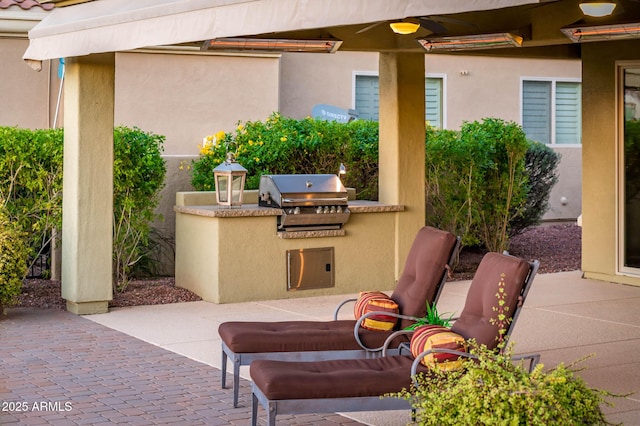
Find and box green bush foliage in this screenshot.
[0,126,165,289]
[0,203,29,309]
[0,126,64,274]
[510,141,561,236]
[113,126,166,290]
[395,343,617,425]
[192,115,559,251]
[191,113,379,199]
[426,118,530,252]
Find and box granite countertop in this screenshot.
[174,201,404,217]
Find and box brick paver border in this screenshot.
[1,308,364,425]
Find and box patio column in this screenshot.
[61,53,115,314]
[378,52,426,277]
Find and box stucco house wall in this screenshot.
[0,38,54,128]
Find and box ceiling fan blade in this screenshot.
[427,15,478,29]
[356,21,384,34]
[417,18,447,34]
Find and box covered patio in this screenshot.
[22,0,640,312]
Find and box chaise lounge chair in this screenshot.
[218,226,459,407]
[249,251,540,426]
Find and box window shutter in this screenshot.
[426,78,443,128]
[355,75,442,125]
[523,80,551,144]
[355,75,379,121]
[555,82,581,145]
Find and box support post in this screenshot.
[61,53,115,314]
[378,52,426,278]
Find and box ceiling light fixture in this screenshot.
[389,21,421,35]
[579,2,617,17]
[201,38,342,53]
[561,22,640,42]
[417,32,523,52]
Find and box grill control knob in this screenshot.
[336,206,342,213]
[323,206,329,214]
[294,207,301,214]
[316,206,323,214]
[330,206,336,214]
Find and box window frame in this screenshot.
[616,61,640,277]
[520,76,582,147]
[352,71,448,129]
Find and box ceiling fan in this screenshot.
[356,15,478,35]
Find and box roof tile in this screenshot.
[0,0,54,11]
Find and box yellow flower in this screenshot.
[254,157,260,163]
[248,140,254,146]
[280,136,287,142]
[199,138,213,156]
[237,124,244,132]
[259,140,264,146]
[215,130,226,141]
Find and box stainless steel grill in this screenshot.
[258,174,350,231]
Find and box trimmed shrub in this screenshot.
[0,126,63,275]
[192,114,559,252]
[0,126,166,289]
[191,112,379,199]
[425,126,481,247]
[462,118,529,252]
[113,126,166,290]
[0,203,29,310]
[510,141,561,236]
[426,119,530,252]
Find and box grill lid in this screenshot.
[258,174,351,231]
[259,174,348,208]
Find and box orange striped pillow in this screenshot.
[354,291,389,319]
[410,325,467,371]
[354,291,399,331]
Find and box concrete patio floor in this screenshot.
[3,270,640,424]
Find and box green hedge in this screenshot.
[192,112,379,199]
[113,126,166,289]
[0,204,29,309]
[193,115,559,251]
[0,126,63,273]
[0,126,166,290]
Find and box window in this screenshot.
[522,79,581,145]
[354,74,444,128]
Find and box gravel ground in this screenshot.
[16,224,580,310]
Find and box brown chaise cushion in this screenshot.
[391,226,458,330]
[451,252,530,350]
[250,356,428,400]
[219,320,407,353]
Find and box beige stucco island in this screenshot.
[175,190,404,303]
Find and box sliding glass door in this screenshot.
[621,65,640,271]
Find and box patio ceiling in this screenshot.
[22,0,599,61]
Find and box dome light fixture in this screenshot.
[579,2,617,17]
[389,21,420,35]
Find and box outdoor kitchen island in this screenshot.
[174,190,404,303]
